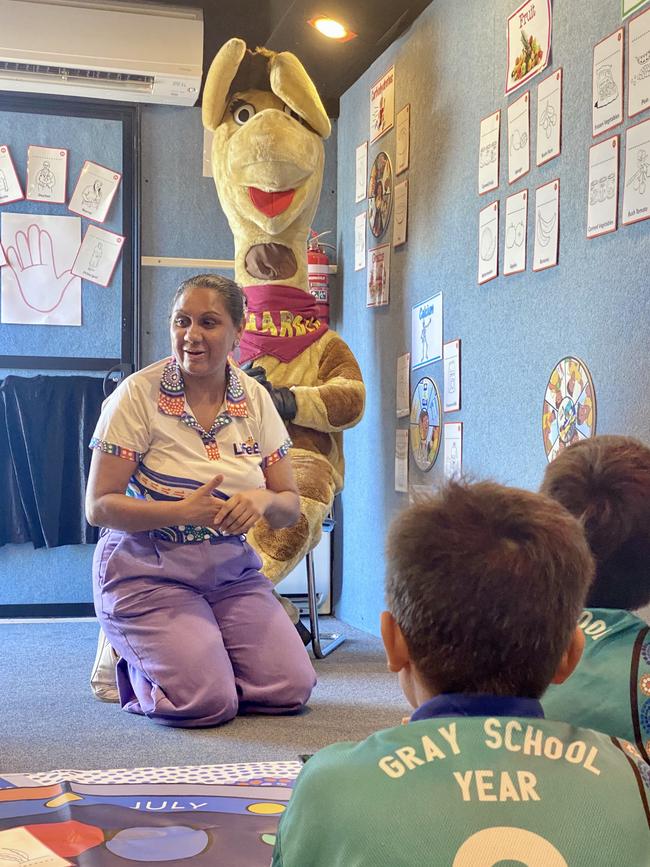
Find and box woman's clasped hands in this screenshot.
[181,474,271,536]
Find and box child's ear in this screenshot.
[380,611,411,673]
[550,626,585,685]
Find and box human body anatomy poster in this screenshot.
[411,292,443,370]
[71,225,125,287]
[1,213,81,325]
[443,339,461,412]
[478,110,500,195]
[367,244,390,307]
[592,29,624,137]
[355,142,368,203]
[537,69,562,165]
[69,161,122,222]
[587,136,619,238]
[370,66,395,144]
[26,146,68,203]
[504,189,528,275]
[393,179,408,247]
[0,145,23,204]
[506,0,552,95]
[533,179,560,270]
[628,8,650,118]
[444,422,463,479]
[396,104,411,174]
[395,428,409,492]
[622,117,650,224]
[354,212,366,271]
[508,91,530,183]
[478,200,499,284]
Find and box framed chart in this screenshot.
[409,376,442,471]
[542,357,597,462]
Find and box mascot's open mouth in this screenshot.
[248,187,295,217]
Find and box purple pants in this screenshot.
[92,529,316,728]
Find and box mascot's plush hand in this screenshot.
[245,364,297,422]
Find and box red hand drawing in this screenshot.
[6,223,76,313]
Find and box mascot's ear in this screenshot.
[202,38,247,132]
[269,51,331,139]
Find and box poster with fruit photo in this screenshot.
[506,0,552,95]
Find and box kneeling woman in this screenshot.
[85,274,315,727]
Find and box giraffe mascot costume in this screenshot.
[90,39,364,698]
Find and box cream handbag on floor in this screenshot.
[90,627,120,702]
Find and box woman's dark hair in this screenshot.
[171,274,246,326]
[541,435,650,610]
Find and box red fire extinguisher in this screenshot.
[307,230,334,324]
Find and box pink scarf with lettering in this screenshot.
[239,284,328,364]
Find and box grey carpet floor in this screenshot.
[1,618,407,774]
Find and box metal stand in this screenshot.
[306,546,345,658]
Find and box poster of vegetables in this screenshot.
[506,0,552,95]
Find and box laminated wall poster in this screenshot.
[587,135,619,237]
[628,7,650,118]
[506,0,552,95]
[26,145,68,203]
[533,179,560,270]
[0,144,24,203]
[71,224,125,287]
[478,110,500,195]
[68,160,122,223]
[355,141,368,202]
[622,116,650,223]
[504,189,528,275]
[396,104,411,174]
[393,179,408,246]
[623,0,650,19]
[411,292,443,370]
[370,66,395,143]
[444,422,463,479]
[536,68,563,165]
[592,29,624,137]
[508,90,530,183]
[478,200,499,283]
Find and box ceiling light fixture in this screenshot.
[308,15,357,42]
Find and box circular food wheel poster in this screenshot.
[542,357,597,462]
[410,376,442,471]
[368,151,393,239]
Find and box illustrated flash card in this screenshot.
[592,29,624,137]
[443,422,463,480]
[623,0,650,19]
[69,160,122,223]
[355,141,368,203]
[354,212,366,271]
[622,117,650,224]
[587,136,619,238]
[628,8,650,118]
[26,145,68,203]
[537,68,562,165]
[533,179,560,271]
[504,189,528,275]
[411,292,443,370]
[508,91,530,183]
[396,352,411,418]
[72,224,125,287]
[396,104,411,174]
[395,428,409,493]
[443,339,461,412]
[366,243,390,307]
[0,144,24,204]
[478,200,499,284]
[478,110,500,195]
[393,179,408,247]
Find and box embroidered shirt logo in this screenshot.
[234,436,260,457]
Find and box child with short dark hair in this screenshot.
[272,481,650,867]
[541,435,650,757]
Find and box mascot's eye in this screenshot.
[232,103,256,125]
[283,104,304,124]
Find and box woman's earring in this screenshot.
[234,338,240,347]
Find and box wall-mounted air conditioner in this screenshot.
[0,0,204,106]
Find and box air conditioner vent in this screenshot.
[0,61,154,92]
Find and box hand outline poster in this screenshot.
[533,179,560,271]
[506,0,552,95]
[396,104,411,175]
[622,116,650,224]
[478,110,500,195]
[68,160,122,223]
[370,66,395,144]
[71,224,125,287]
[504,189,528,275]
[1,213,81,325]
[478,201,499,284]
[366,243,390,307]
[587,136,619,238]
[508,90,531,183]
[536,68,562,166]
[0,145,24,204]
[411,292,443,370]
[26,145,68,203]
[628,8,650,118]
[592,29,624,137]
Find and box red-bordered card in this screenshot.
[26,145,68,203]
[68,160,122,223]
[0,145,24,204]
[71,224,125,287]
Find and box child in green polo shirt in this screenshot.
[541,435,650,759]
[272,480,650,867]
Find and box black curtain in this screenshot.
[0,375,109,548]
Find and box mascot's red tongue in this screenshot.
[248,187,295,217]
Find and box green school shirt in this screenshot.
[272,714,650,867]
[543,608,650,760]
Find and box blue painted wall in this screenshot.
[336,0,650,634]
[0,104,337,605]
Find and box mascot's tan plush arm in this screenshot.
[291,333,365,432]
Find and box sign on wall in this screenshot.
[506,0,552,95]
